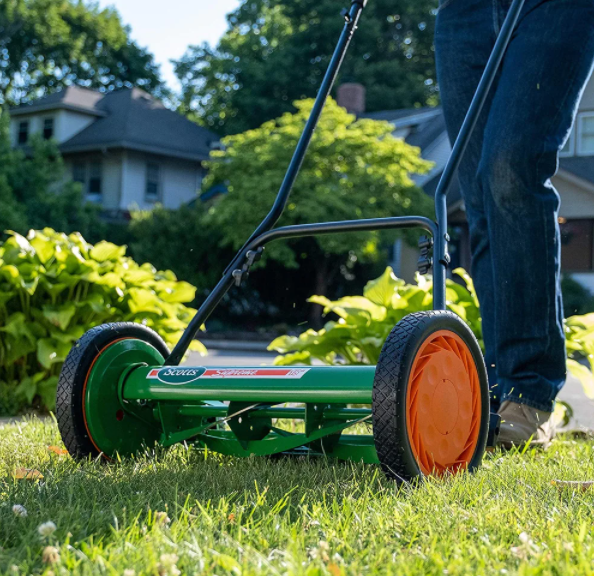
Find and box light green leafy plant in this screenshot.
[269,266,593,400]
[0,229,204,414]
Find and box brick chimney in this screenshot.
[336,83,366,115]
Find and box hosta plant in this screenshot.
[0,229,204,414]
[269,267,594,399]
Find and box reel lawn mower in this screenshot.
[56,0,526,481]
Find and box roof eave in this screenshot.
[10,103,107,117]
[556,168,594,194]
[59,140,210,162]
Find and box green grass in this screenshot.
[1,418,594,575]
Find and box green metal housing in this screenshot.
[84,351,379,463]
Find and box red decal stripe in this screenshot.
[200,368,309,379]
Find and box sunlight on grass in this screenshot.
[1,417,594,575]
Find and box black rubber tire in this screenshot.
[56,322,169,460]
[372,310,489,482]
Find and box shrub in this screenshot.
[0,229,204,415]
[561,274,594,317]
[269,267,594,399]
[128,204,231,294]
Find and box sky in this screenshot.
[96,0,242,91]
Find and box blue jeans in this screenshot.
[435,0,594,412]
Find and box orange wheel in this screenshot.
[372,311,489,482]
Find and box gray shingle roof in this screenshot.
[11,86,107,116]
[12,86,219,162]
[406,113,447,151]
[559,156,594,185]
[360,107,437,123]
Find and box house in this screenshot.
[338,76,594,290]
[9,86,219,216]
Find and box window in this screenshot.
[73,162,86,184]
[560,218,594,272]
[18,121,29,145]
[578,113,594,155]
[560,129,574,157]
[145,162,160,201]
[88,161,102,197]
[43,118,54,140]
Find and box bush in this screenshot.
[561,274,594,317]
[269,267,594,399]
[128,204,231,294]
[0,229,204,415]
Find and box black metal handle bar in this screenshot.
[167,1,368,365]
[243,216,437,249]
[224,0,366,275]
[166,214,434,365]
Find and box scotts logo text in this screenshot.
[147,367,207,385]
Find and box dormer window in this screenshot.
[43,118,54,140]
[18,121,29,145]
[578,112,594,155]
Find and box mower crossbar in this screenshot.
[123,365,374,404]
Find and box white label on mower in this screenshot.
[199,368,310,379]
[147,367,206,385]
[147,367,310,383]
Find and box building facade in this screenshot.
[10,86,219,216]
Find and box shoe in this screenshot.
[497,400,556,449]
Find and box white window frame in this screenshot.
[17,120,29,145]
[559,129,575,157]
[87,160,103,202]
[43,117,55,140]
[577,111,594,156]
[145,162,161,203]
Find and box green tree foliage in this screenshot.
[0,229,203,415]
[0,111,26,231]
[204,98,433,314]
[175,0,438,134]
[0,0,164,106]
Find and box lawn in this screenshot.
[1,418,594,575]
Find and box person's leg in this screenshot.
[435,0,501,403]
[479,0,594,414]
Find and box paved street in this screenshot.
[185,347,594,430]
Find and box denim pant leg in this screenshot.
[478,0,594,412]
[435,0,501,404]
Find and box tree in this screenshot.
[203,98,433,323]
[175,0,438,135]
[0,0,165,106]
[0,110,27,231]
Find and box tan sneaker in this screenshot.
[497,400,556,449]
